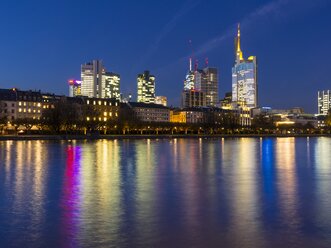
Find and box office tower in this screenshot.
[137,71,155,103]
[318,90,331,115]
[232,24,258,108]
[202,67,219,106]
[155,96,167,106]
[68,80,82,97]
[184,58,195,90]
[103,72,120,100]
[81,60,104,98]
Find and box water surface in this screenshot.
[0,137,331,247]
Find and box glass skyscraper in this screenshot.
[137,71,155,104]
[103,72,120,100]
[232,24,258,108]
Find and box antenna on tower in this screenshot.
[189,39,195,71]
[205,58,209,67]
[194,59,198,71]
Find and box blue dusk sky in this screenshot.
[0,0,330,112]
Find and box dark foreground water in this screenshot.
[0,138,331,248]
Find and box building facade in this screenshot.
[155,96,167,106]
[103,72,120,100]
[81,60,104,98]
[137,71,155,103]
[68,80,82,97]
[202,67,219,106]
[182,90,206,108]
[232,24,258,108]
[318,90,331,115]
[128,102,169,122]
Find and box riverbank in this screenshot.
[1,133,331,141]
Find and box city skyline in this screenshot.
[0,0,330,112]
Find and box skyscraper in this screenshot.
[81,60,104,98]
[137,71,155,103]
[318,90,331,115]
[103,72,120,100]
[182,58,218,107]
[68,79,82,97]
[202,67,218,106]
[232,24,258,108]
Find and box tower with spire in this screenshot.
[232,24,258,109]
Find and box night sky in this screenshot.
[0,0,330,113]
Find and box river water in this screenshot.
[0,137,331,247]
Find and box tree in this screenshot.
[326,109,331,127]
[0,116,7,134]
[41,101,81,133]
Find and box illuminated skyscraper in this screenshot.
[232,24,258,108]
[202,67,218,106]
[103,72,120,100]
[137,71,155,103]
[318,90,331,115]
[184,58,195,90]
[81,60,104,98]
[68,79,82,97]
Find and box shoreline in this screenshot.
[0,133,331,141]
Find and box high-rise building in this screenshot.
[182,58,219,107]
[68,79,82,97]
[103,72,120,100]
[318,90,331,115]
[184,58,195,91]
[202,67,218,106]
[81,60,104,98]
[155,96,167,106]
[232,24,258,108]
[137,71,155,104]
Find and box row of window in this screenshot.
[86,100,118,106]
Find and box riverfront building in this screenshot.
[232,24,258,108]
[127,102,169,122]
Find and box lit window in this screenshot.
[109,112,112,117]
[104,112,107,116]
[98,101,101,105]
[93,101,96,105]
[103,117,107,122]
[86,117,90,121]
[37,103,41,107]
[18,108,22,112]
[104,101,107,105]
[87,100,90,104]
[19,102,22,106]
[28,109,31,113]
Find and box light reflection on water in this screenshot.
[0,138,331,247]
